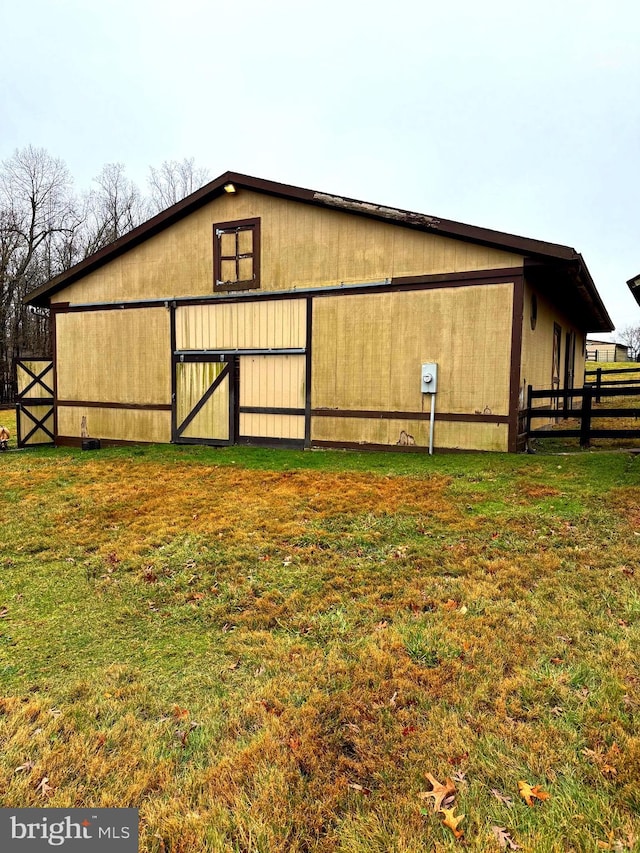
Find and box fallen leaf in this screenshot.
[0,607,8,618]
[172,705,189,720]
[36,776,53,797]
[443,599,458,610]
[491,788,513,807]
[492,825,520,849]
[289,736,301,751]
[402,725,416,736]
[550,657,564,665]
[447,753,468,767]
[15,760,35,774]
[601,764,617,778]
[418,773,456,811]
[518,780,550,806]
[348,783,372,795]
[440,806,464,839]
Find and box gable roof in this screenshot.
[25,170,613,330]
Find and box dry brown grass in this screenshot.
[0,446,639,851]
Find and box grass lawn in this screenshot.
[0,440,639,851]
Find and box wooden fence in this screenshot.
[584,366,640,403]
[526,384,640,448]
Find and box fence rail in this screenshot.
[583,365,640,403]
[526,385,640,447]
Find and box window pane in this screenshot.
[238,257,254,281]
[238,228,253,255]
[221,260,238,282]
[220,232,236,257]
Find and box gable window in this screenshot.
[213,217,260,292]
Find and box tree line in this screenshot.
[0,146,210,403]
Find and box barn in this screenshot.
[586,338,631,363]
[22,172,613,453]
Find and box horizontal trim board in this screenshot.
[176,348,305,359]
[237,436,305,449]
[311,440,426,452]
[390,269,521,287]
[17,398,54,405]
[56,400,172,411]
[239,406,306,415]
[311,440,487,454]
[56,436,154,448]
[311,408,509,425]
[533,429,640,439]
[52,300,165,313]
[530,386,640,399]
[48,268,521,312]
[173,438,233,446]
[17,442,55,449]
[529,407,640,419]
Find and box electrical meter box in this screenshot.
[421,362,438,393]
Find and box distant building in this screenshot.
[585,338,631,362]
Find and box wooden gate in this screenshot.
[173,356,234,445]
[15,359,55,447]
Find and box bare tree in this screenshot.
[147,157,211,213]
[0,146,79,389]
[0,149,210,401]
[84,163,144,250]
[617,325,640,361]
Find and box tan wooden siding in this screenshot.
[240,354,305,439]
[176,299,306,351]
[240,414,305,440]
[52,191,523,305]
[56,308,170,405]
[520,280,586,410]
[176,362,229,440]
[311,417,508,452]
[57,407,170,443]
[312,284,513,419]
[240,354,305,408]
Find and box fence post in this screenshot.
[580,386,592,448]
[524,385,533,452]
[596,367,602,404]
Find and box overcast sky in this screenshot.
[1,0,639,334]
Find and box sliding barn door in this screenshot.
[238,354,306,444]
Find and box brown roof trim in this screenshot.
[24,170,610,328]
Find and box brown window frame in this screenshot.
[213,217,261,292]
